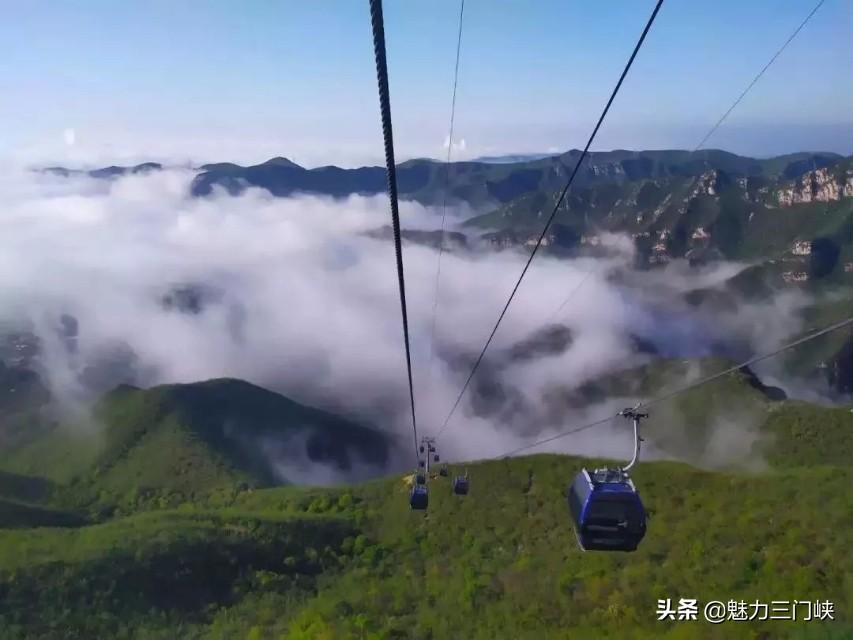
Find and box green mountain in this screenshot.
[0,378,391,517]
[19,149,853,638]
[0,471,83,529]
[46,150,853,271]
[466,157,853,265]
[42,162,163,178]
[0,369,850,638]
[182,148,853,273]
[181,149,846,208]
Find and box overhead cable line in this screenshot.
[427,0,466,380]
[547,265,600,323]
[500,314,853,458]
[546,0,826,324]
[369,0,420,461]
[436,0,666,440]
[637,314,853,411]
[694,0,825,151]
[500,415,617,459]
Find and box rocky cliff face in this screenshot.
[777,167,853,207]
[690,170,730,198]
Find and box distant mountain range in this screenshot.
[40,148,853,273]
[43,148,847,206]
[43,162,164,179]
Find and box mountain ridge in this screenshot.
[40,148,848,203]
[0,377,393,517]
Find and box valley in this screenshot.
[3,147,852,638]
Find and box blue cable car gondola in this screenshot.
[410,484,428,510]
[452,475,469,495]
[567,409,648,552]
[568,468,645,551]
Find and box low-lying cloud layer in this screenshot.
[0,168,814,479]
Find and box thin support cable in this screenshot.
[694,0,825,152]
[437,0,665,440]
[499,314,853,458]
[427,0,466,396]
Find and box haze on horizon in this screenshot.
[0,0,851,169]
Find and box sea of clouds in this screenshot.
[0,166,815,480]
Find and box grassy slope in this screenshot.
[274,457,853,640]
[764,402,853,467]
[0,372,849,638]
[0,378,391,517]
[0,471,85,529]
[0,452,848,639]
[0,424,106,483]
[0,381,850,640]
[0,499,85,529]
[0,510,357,640]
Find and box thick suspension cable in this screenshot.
[436,0,665,440]
[369,0,420,461]
[427,0,466,382]
[500,314,853,458]
[694,0,825,152]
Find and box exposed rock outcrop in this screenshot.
[777,167,853,206]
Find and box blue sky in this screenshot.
[1,0,850,167]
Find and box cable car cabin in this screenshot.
[453,475,469,495]
[410,485,428,510]
[415,473,426,485]
[568,468,646,552]
[439,465,449,477]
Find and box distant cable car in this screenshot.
[453,475,469,495]
[439,464,449,477]
[567,409,648,552]
[415,473,426,485]
[410,484,428,510]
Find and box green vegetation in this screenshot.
[457,152,853,283]
[0,379,391,519]
[763,402,853,468]
[0,449,850,639]
[14,149,849,637]
[0,510,356,639]
[0,368,848,638]
[0,498,84,529]
[1,183,852,638]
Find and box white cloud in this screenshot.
[442,135,467,155]
[0,168,813,477]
